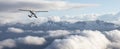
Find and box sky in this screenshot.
[45,0,120,16]
[0,0,120,24]
[1,0,120,15]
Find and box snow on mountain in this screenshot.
[0,20,118,31]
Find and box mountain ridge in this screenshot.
[0,20,119,31]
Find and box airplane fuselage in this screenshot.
[29,11,37,18]
[30,11,34,14]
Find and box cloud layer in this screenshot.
[46,30,107,49]
[1,29,120,49]
[0,19,120,49]
[0,0,98,12]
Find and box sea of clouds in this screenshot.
[1,29,120,49]
[0,17,120,49]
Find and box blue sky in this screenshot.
[44,0,120,16]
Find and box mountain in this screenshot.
[0,20,119,31]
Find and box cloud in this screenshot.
[0,39,16,49]
[98,11,120,24]
[7,27,24,33]
[1,29,120,49]
[48,16,61,22]
[18,36,46,45]
[47,30,70,37]
[63,14,100,22]
[0,12,28,24]
[0,0,98,12]
[104,30,120,49]
[45,30,110,49]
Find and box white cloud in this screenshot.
[98,11,120,25]
[18,36,46,45]
[0,39,16,49]
[104,30,120,42]
[81,30,110,49]
[7,27,24,33]
[47,30,70,37]
[0,12,28,24]
[63,14,100,22]
[104,30,120,49]
[48,16,61,22]
[45,30,110,49]
[45,35,93,49]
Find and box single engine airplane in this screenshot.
[19,9,48,18]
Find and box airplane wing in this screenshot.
[19,9,48,12]
[35,11,48,12]
[19,9,31,11]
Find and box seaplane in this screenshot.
[19,9,48,18]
